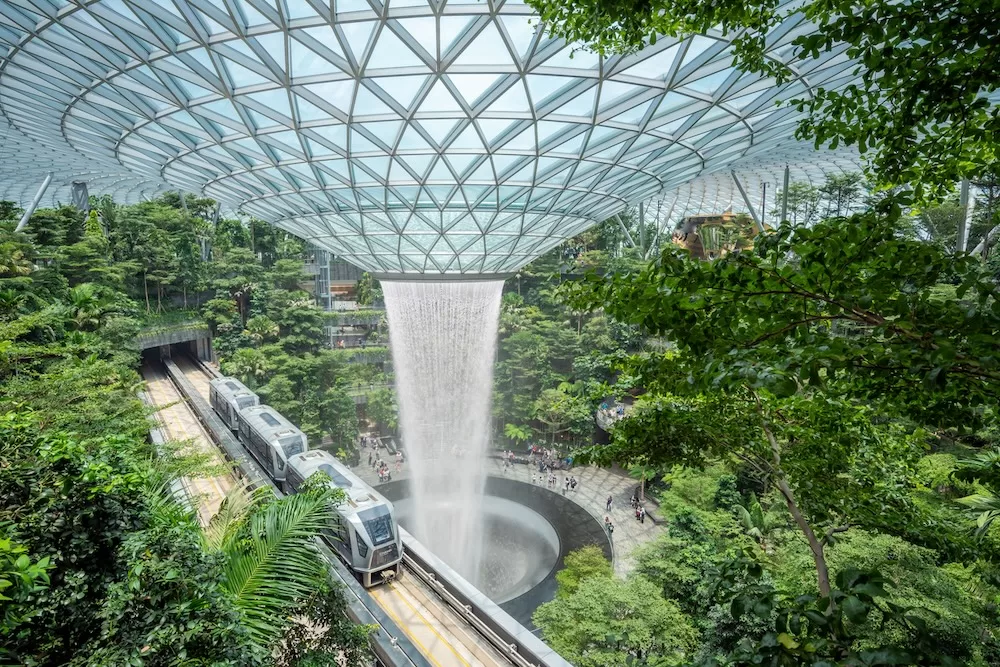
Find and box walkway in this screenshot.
[351,450,664,577]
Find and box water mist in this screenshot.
[382,280,504,584]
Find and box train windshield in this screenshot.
[237,397,256,408]
[358,507,394,546]
[279,435,304,458]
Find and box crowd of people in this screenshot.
[364,435,402,483]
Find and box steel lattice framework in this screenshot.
[0,0,862,273]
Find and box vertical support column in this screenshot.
[781,165,790,224]
[638,202,646,256]
[14,172,54,232]
[760,183,768,229]
[731,170,763,233]
[71,181,89,216]
[958,179,974,253]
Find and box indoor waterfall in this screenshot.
[382,279,504,585]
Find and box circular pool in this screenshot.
[378,475,611,628]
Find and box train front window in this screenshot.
[279,436,304,458]
[237,397,255,408]
[358,507,394,546]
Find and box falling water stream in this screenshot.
[382,279,504,586]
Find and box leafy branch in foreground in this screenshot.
[564,207,1000,429]
[526,0,1000,197]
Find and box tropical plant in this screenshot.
[204,483,341,649]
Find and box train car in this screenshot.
[235,405,308,483]
[286,450,403,586]
[209,376,259,431]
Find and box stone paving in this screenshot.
[350,448,664,576]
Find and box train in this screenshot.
[208,375,403,586]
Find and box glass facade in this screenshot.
[0,0,859,273]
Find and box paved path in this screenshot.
[351,450,664,577]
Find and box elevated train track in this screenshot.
[145,354,565,667]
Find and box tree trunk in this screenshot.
[143,272,150,313]
[762,420,832,598]
[776,477,831,597]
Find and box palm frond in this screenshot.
[203,483,272,551]
[959,492,1000,539]
[219,489,335,647]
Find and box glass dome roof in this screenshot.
[0,0,860,273]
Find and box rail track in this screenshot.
[162,354,513,667]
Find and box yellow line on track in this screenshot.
[372,583,471,667]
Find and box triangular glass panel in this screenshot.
[301,26,346,58]
[418,79,462,113]
[439,15,475,54]
[290,38,343,77]
[611,98,654,125]
[448,73,502,107]
[369,75,428,110]
[223,58,272,87]
[525,74,578,107]
[394,17,437,46]
[681,35,719,67]
[620,43,681,80]
[313,124,348,149]
[367,27,422,69]
[451,23,512,67]
[246,108,281,129]
[303,80,355,114]
[467,160,494,182]
[295,95,331,122]
[540,45,599,70]
[398,124,434,150]
[255,32,286,69]
[353,86,394,116]
[681,68,731,95]
[350,128,381,152]
[418,118,459,145]
[502,126,535,150]
[548,131,586,154]
[450,124,485,150]
[427,158,453,181]
[598,81,644,112]
[362,120,403,144]
[487,82,529,113]
[447,152,479,176]
[477,118,515,145]
[491,154,521,175]
[498,15,537,61]
[341,21,377,62]
[356,156,391,178]
[245,88,293,118]
[550,85,596,116]
[235,0,270,28]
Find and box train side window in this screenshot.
[355,530,368,558]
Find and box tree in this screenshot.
[533,574,699,667]
[526,0,1000,197]
[318,382,359,451]
[533,387,593,446]
[566,209,1000,429]
[554,546,612,598]
[244,315,279,347]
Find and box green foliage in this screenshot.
[570,211,1000,429]
[0,530,51,654]
[554,545,612,598]
[526,0,999,197]
[534,574,699,667]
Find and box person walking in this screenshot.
[605,516,614,540]
[606,495,613,512]
[640,506,646,524]
[570,477,577,492]
[368,451,373,467]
